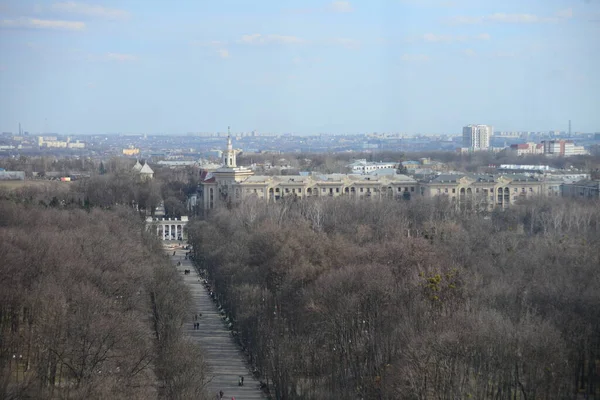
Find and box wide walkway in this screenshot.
[166,242,264,400]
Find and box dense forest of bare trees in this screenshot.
[0,199,209,399]
[188,196,600,399]
[0,169,197,218]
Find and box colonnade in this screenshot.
[146,216,189,241]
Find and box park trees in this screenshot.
[0,200,210,399]
[188,195,600,399]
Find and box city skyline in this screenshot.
[1,0,599,135]
[6,124,593,136]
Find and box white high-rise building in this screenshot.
[462,124,492,151]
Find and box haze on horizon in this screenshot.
[0,0,599,136]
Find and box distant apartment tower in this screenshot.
[462,124,492,151]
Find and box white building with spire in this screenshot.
[199,128,254,209]
[224,128,237,168]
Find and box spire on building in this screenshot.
[227,127,233,152]
[223,127,236,168]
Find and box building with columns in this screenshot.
[146,216,188,240]
[419,174,544,210]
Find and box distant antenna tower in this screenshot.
[568,120,572,136]
[19,122,21,135]
[228,126,231,137]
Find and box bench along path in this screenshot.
[167,243,264,400]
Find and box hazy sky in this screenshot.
[0,0,599,135]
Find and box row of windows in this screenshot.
[220,184,540,198]
[237,186,416,194]
[437,187,536,194]
[445,195,523,202]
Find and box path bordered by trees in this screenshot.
[168,244,264,400]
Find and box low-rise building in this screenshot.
[348,159,398,174]
[561,180,600,199]
[509,142,544,156]
[0,170,25,180]
[542,140,588,156]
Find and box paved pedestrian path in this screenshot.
[166,242,264,400]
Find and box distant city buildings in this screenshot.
[0,169,25,180]
[462,124,492,151]
[504,139,588,157]
[541,140,588,157]
[494,131,523,138]
[123,147,140,156]
[37,136,85,149]
[157,160,197,167]
[509,142,544,156]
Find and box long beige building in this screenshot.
[196,136,548,211]
[420,174,544,210]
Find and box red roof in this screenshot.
[199,170,216,183]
